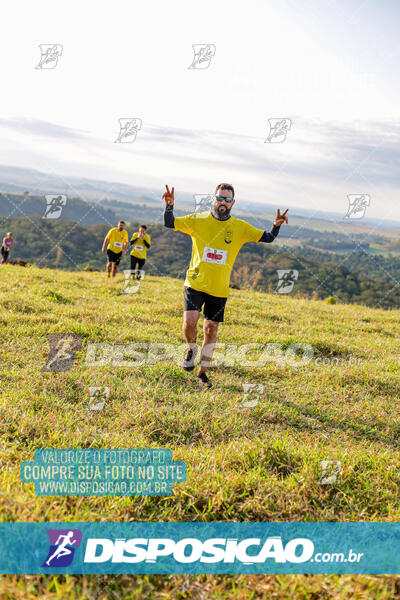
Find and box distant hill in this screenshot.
[1,163,399,234]
[0,193,118,227]
[0,164,162,204]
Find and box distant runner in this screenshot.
[163,183,288,388]
[1,232,13,264]
[130,224,151,279]
[102,221,128,277]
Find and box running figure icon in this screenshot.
[45,531,77,566]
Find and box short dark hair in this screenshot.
[215,183,235,198]
[118,220,125,224]
[139,224,147,230]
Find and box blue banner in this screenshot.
[0,522,399,574]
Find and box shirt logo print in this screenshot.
[224,230,233,244]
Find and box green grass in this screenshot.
[1,265,400,598]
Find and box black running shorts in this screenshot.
[183,286,227,323]
[130,257,146,271]
[1,248,9,262]
[107,249,122,265]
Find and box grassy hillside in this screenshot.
[1,265,400,598]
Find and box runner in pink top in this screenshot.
[1,232,13,264]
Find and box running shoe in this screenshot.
[196,371,212,389]
[182,345,198,371]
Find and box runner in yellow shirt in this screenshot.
[163,183,288,388]
[130,225,151,280]
[101,220,128,278]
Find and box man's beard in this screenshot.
[212,204,231,221]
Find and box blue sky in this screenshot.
[0,0,398,219]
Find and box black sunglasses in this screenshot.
[215,195,234,203]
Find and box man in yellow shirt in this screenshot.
[101,220,128,277]
[130,224,151,279]
[163,183,288,388]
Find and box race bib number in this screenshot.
[113,241,123,248]
[202,247,227,265]
[134,245,143,252]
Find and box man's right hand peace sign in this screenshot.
[273,208,289,226]
[162,184,174,206]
